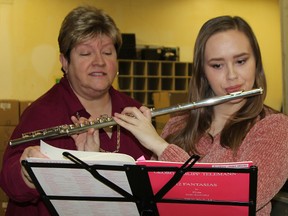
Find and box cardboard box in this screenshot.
[0,199,7,215]
[152,92,188,134]
[0,100,19,126]
[0,207,6,215]
[0,151,4,171]
[19,101,33,116]
[0,126,15,151]
[0,188,8,202]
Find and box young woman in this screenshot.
[114,16,288,215]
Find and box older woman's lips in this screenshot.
[89,72,106,76]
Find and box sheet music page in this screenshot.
[50,200,139,216]
[28,165,139,215]
[26,141,139,215]
[39,140,136,163]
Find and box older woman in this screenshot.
[0,6,151,215]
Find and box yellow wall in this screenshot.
[0,0,282,110]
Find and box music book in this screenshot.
[24,141,257,216]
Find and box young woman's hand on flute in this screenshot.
[114,106,168,157]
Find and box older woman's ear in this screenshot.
[59,54,68,74]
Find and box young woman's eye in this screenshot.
[237,59,246,65]
[211,63,222,69]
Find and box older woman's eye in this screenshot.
[80,52,91,56]
[102,50,112,55]
[103,52,112,55]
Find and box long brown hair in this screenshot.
[166,16,267,154]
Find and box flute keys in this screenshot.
[58,125,70,134]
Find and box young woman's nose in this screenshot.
[227,64,238,80]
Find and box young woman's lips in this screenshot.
[225,86,243,94]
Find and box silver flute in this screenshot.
[9,88,263,146]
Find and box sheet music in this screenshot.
[26,141,140,215]
[39,140,136,163]
[25,142,256,215]
[50,200,139,216]
[27,161,139,215]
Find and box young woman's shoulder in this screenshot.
[161,112,189,138]
[252,106,288,136]
[262,106,288,124]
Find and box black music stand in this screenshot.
[22,153,257,216]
